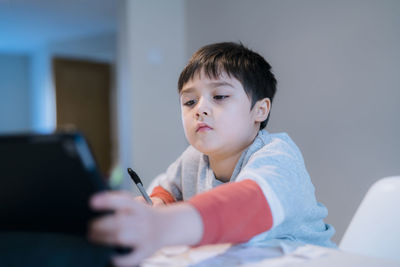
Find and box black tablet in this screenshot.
[0,132,109,236]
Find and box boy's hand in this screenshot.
[88,191,203,266]
[89,192,165,266]
[135,196,165,206]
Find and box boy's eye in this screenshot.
[183,100,196,106]
[214,95,229,100]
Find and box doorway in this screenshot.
[53,58,113,176]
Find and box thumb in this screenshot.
[134,196,147,204]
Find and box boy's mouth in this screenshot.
[196,123,213,132]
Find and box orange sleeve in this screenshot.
[150,185,176,204]
[188,179,273,246]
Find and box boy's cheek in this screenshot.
[182,119,194,132]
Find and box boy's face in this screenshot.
[180,71,261,158]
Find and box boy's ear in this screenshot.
[254,98,271,123]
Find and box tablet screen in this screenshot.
[0,132,109,236]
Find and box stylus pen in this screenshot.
[127,168,153,205]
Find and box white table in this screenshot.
[142,242,400,267]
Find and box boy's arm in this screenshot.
[89,179,271,266]
[149,179,272,244]
[149,146,203,203]
[188,179,273,245]
[89,191,203,266]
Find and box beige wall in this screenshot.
[117,0,187,190]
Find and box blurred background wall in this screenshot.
[0,0,399,243]
[0,54,30,133]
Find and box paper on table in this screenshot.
[143,243,400,267]
[141,244,231,267]
[291,245,330,259]
[248,245,400,267]
[240,245,329,267]
[142,240,302,267]
[190,240,302,267]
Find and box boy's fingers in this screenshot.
[90,191,139,211]
[134,196,147,204]
[88,215,118,245]
[89,214,137,246]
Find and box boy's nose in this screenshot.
[196,111,208,118]
[196,98,210,118]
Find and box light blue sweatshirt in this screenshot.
[151,129,336,248]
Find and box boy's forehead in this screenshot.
[181,69,242,92]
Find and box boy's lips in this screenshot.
[196,123,213,132]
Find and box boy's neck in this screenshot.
[209,152,243,183]
[208,130,259,183]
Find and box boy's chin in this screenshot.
[192,144,219,156]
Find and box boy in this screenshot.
[89,42,335,266]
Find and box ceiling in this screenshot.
[0,0,118,53]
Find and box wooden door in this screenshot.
[53,58,112,176]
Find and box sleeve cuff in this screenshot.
[150,185,176,204]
